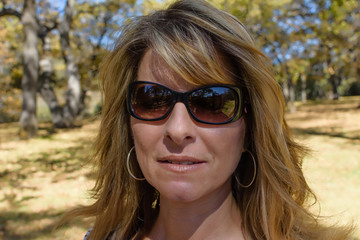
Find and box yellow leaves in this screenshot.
[0,25,8,55]
[0,18,21,95]
[0,88,22,122]
[141,0,173,14]
[328,66,335,75]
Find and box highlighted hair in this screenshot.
[59,1,354,239]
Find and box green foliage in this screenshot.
[234,0,359,100]
[0,0,137,124]
[0,0,359,124]
[0,17,22,89]
[10,62,22,89]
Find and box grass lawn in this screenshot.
[286,96,360,238]
[0,96,359,239]
[0,118,98,239]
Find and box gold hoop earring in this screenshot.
[235,150,257,188]
[152,190,160,209]
[126,146,145,181]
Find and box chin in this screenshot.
[157,180,205,203]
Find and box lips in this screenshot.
[159,160,202,165]
[157,156,206,171]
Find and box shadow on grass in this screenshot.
[291,127,360,141]
[0,208,91,240]
[35,116,100,138]
[37,123,86,139]
[298,96,360,106]
[0,142,95,192]
[0,116,100,143]
[0,119,100,239]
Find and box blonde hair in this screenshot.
[60,0,354,239]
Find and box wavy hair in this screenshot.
[60,1,353,239]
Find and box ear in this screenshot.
[244,100,251,115]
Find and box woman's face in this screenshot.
[130,49,246,203]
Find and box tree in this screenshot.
[1,0,359,130]
[59,0,82,127]
[0,18,21,122]
[38,23,66,128]
[17,0,39,138]
[312,0,360,99]
[72,0,136,85]
[1,0,138,132]
[0,1,84,130]
[1,0,60,136]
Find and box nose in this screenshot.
[164,102,196,147]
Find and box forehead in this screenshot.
[137,49,198,91]
[137,49,236,91]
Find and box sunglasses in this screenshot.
[128,81,245,125]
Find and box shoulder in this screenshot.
[83,228,114,240]
[84,228,92,240]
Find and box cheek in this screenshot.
[207,120,246,161]
[131,119,161,148]
[130,119,163,171]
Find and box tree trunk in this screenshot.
[38,36,67,128]
[283,77,289,104]
[59,0,82,127]
[288,77,296,113]
[38,69,66,128]
[286,65,296,113]
[301,73,307,103]
[329,74,339,100]
[281,62,295,112]
[281,62,289,105]
[19,0,39,139]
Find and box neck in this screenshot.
[146,184,245,240]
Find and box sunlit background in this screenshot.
[0,0,359,239]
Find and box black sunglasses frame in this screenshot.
[127,81,245,125]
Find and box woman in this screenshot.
[63,0,354,239]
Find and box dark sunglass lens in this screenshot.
[188,87,238,123]
[131,84,173,119]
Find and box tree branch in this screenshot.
[0,7,22,19]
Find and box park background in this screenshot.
[0,0,359,239]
